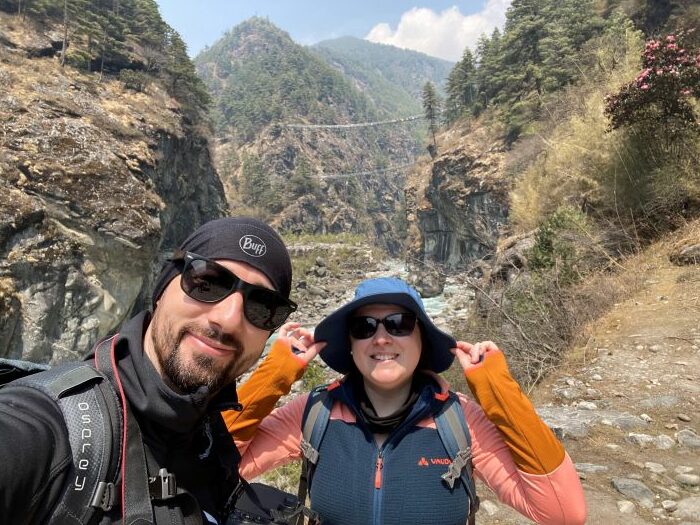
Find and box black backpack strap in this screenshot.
[0,358,50,384]
[434,393,479,525]
[13,357,122,525]
[94,337,156,525]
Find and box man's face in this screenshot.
[144,259,273,394]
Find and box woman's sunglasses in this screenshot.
[348,313,417,340]
[172,251,297,331]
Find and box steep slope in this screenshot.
[477,222,700,523]
[0,9,227,362]
[195,18,419,252]
[312,36,453,116]
[405,119,510,272]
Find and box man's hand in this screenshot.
[277,322,325,365]
[450,340,500,372]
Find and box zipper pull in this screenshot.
[374,455,384,489]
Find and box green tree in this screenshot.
[422,81,441,151]
[288,157,319,199]
[240,155,273,207]
[444,47,477,123]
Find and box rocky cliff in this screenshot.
[0,13,227,362]
[406,121,510,273]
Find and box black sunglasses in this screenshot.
[172,251,297,331]
[348,313,417,340]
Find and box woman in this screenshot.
[234,277,587,525]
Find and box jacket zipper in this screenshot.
[372,449,384,524]
[374,453,384,489]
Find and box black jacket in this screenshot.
[0,312,241,525]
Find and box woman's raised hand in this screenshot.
[277,322,326,365]
[450,340,500,372]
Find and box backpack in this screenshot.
[296,386,480,525]
[0,337,190,524]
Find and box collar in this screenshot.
[87,311,240,435]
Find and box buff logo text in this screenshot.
[239,235,267,257]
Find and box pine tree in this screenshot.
[444,47,477,123]
[422,81,441,152]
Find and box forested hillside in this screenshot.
[194,17,429,252]
[0,0,208,118]
[194,18,378,142]
[312,36,453,117]
[411,0,699,391]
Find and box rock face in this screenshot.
[0,15,227,362]
[406,123,509,271]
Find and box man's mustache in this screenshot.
[178,323,244,354]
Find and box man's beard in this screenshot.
[151,315,244,395]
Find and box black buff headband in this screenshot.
[151,217,292,307]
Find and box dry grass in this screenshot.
[455,251,644,390]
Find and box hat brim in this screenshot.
[316,292,456,374]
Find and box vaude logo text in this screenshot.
[239,235,267,257]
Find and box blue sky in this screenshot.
[154,1,511,61]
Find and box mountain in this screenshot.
[195,18,421,252]
[312,36,453,116]
[194,18,378,142]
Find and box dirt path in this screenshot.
[477,234,700,523]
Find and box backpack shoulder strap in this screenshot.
[434,392,479,525]
[0,358,50,385]
[300,385,334,466]
[295,385,334,525]
[13,345,123,525]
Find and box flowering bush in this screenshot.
[605,31,700,134]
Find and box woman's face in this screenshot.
[350,303,422,393]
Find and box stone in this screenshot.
[575,463,608,474]
[577,401,598,410]
[479,500,499,516]
[677,414,692,422]
[676,497,700,521]
[662,500,678,512]
[617,500,636,514]
[677,429,700,449]
[676,473,700,487]
[670,243,700,265]
[640,413,653,422]
[591,374,603,381]
[612,478,655,509]
[640,396,679,409]
[676,466,695,475]
[655,435,675,449]
[645,462,667,474]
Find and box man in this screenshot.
[0,216,320,525]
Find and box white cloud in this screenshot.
[365,1,511,62]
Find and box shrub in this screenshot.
[605,30,700,137]
[119,69,151,93]
[527,206,590,284]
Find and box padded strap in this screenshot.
[296,388,334,525]
[95,338,155,525]
[434,394,479,524]
[13,358,120,525]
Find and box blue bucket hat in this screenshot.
[315,277,456,374]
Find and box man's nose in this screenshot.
[207,291,247,332]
